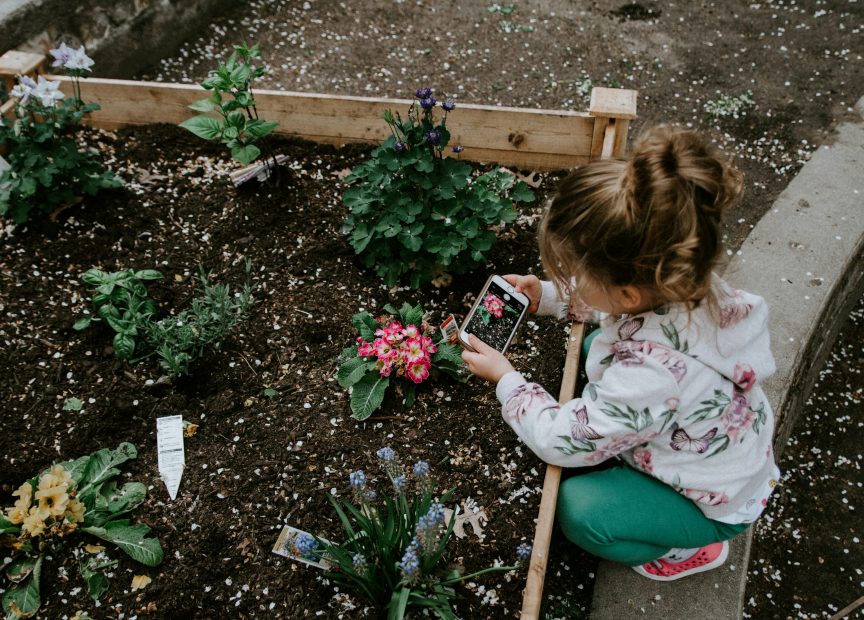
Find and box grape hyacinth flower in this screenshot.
[516,543,533,561]
[415,86,433,99]
[376,447,395,462]
[392,474,407,492]
[399,542,421,582]
[352,553,367,573]
[415,502,446,550]
[425,129,442,146]
[412,461,430,478]
[420,96,437,110]
[442,98,456,112]
[349,470,367,489]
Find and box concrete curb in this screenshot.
[590,96,864,619]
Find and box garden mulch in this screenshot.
[0,124,599,618]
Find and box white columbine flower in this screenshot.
[10,75,37,105]
[64,46,95,72]
[49,43,74,68]
[32,76,65,107]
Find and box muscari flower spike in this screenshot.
[412,461,430,478]
[516,542,533,561]
[349,470,367,489]
[376,447,395,462]
[399,542,421,580]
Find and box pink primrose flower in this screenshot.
[377,360,393,377]
[483,294,505,318]
[402,324,420,339]
[402,338,427,364]
[357,341,376,357]
[405,359,431,384]
[373,338,392,358]
[420,336,437,355]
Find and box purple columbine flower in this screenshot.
[516,543,533,561]
[415,86,433,99]
[452,145,464,154]
[394,141,406,153]
[420,96,437,109]
[349,470,367,489]
[376,447,396,462]
[412,461,430,478]
[442,98,456,111]
[425,129,442,146]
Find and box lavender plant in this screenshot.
[1,443,162,618]
[180,43,279,168]
[341,87,535,288]
[0,44,122,224]
[312,448,521,619]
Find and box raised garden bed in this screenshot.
[0,122,604,618]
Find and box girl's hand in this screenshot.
[502,274,542,313]
[461,335,516,383]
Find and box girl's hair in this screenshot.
[539,125,743,310]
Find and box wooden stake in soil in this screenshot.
[519,322,584,619]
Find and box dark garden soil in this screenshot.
[0,124,599,619]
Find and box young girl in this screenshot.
[461,126,779,581]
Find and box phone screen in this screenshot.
[464,280,526,352]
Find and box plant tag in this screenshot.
[229,154,289,187]
[440,314,460,345]
[272,525,331,570]
[156,415,185,500]
[0,155,10,174]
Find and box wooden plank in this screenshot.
[51,76,600,170]
[612,119,631,157]
[589,87,638,120]
[590,116,610,161]
[0,50,45,92]
[520,322,585,620]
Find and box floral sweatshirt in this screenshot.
[496,277,780,521]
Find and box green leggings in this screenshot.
[556,464,749,566]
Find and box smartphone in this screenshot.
[459,275,530,353]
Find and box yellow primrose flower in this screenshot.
[35,484,70,517]
[21,506,48,537]
[4,483,33,525]
[65,497,86,523]
[38,465,73,491]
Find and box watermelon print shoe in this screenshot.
[631,541,729,581]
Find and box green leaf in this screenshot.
[263,388,279,398]
[82,520,163,567]
[338,356,371,388]
[510,181,535,203]
[230,143,261,164]
[245,119,278,139]
[81,268,106,285]
[0,513,20,535]
[432,343,464,367]
[112,332,136,360]
[351,312,379,340]
[133,269,163,281]
[349,374,389,420]
[188,97,218,112]
[79,554,117,602]
[77,443,138,501]
[2,555,42,620]
[404,304,423,328]
[73,316,93,331]
[63,397,84,411]
[179,115,224,141]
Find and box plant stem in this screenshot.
[439,564,519,585]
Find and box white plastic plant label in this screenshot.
[156,415,185,500]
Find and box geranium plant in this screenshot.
[0,44,123,224]
[1,443,163,618]
[341,87,535,288]
[180,42,279,169]
[312,448,521,619]
[337,303,464,420]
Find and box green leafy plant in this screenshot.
[311,448,521,619]
[704,90,755,119]
[73,268,162,360]
[180,42,279,167]
[337,302,464,420]
[341,87,535,288]
[74,262,254,376]
[1,443,163,619]
[0,44,123,224]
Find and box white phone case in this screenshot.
[459,275,530,353]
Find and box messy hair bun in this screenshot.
[540,125,743,309]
